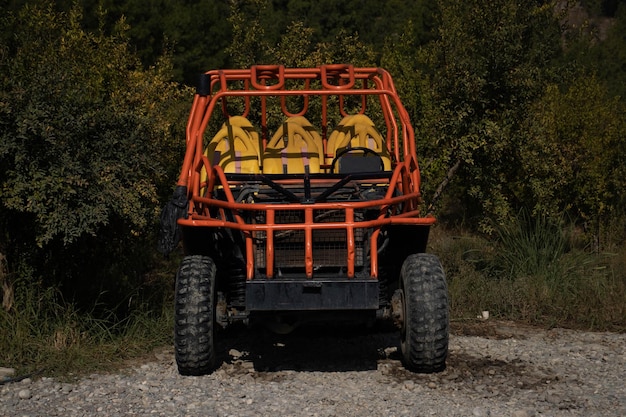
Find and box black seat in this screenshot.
[336,151,384,174]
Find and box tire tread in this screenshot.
[400,253,449,373]
[174,255,217,376]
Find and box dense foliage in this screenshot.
[0,3,188,310]
[0,0,624,342]
[402,0,565,229]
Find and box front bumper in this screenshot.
[245,278,379,311]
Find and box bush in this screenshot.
[0,3,188,311]
[0,248,179,376]
[431,212,626,331]
[0,271,174,376]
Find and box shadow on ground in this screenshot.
[217,323,400,372]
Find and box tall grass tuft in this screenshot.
[431,211,626,331]
[0,269,174,378]
[492,210,569,279]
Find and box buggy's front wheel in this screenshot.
[399,253,449,373]
[174,255,217,375]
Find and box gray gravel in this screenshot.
[1,321,625,416]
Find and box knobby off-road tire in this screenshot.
[400,253,449,373]
[174,255,217,376]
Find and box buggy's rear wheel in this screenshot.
[174,255,217,375]
[399,253,449,373]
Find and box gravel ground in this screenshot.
[1,320,624,417]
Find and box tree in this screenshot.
[587,3,626,100]
[522,75,626,246]
[226,0,377,68]
[0,3,189,308]
[112,0,232,84]
[410,0,564,230]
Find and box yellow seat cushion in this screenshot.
[283,116,325,165]
[225,115,262,160]
[203,117,261,176]
[262,120,321,174]
[327,115,391,172]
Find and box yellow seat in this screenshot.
[326,114,375,158]
[202,117,261,178]
[283,116,325,165]
[262,119,321,174]
[326,114,391,172]
[226,115,262,160]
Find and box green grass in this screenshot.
[431,213,626,331]
[2,217,625,380]
[0,263,175,379]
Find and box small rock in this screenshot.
[444,371,459,381]
[18,389,32,400]
[544,391,562,405]
[472,407,489,416]
[0,367,16,378]
[241,361,255,371]
[383,347,397,357]
[512,410,533,417]
[229,349,243,359]
[474,384,486,392]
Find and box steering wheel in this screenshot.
[330,146,381,173]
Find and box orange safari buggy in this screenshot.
[159,65,448,375]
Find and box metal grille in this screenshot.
[273,210,306,268]
[253,209,366,271]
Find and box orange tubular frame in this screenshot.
[176,65,435,280]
